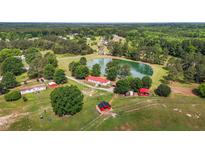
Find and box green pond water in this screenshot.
[87,58,153,78]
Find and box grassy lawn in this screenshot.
[57,54,167,89]
[16,72,29,83]
[1,54,204,131]
[150,64,168,90]
[91,95,205,131]
[0,80,113,130]
[1,87,205,130]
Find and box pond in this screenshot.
[87,58,153,78]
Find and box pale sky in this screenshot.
[0,0,204,22]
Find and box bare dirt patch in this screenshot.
[0,112,29,130]
[170,82,198,96]
[171,86,196,96]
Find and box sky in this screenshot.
[0,0,204,22]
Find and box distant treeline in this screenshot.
[0,23,205,83]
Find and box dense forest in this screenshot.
[0,23,205,83]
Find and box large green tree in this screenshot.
[50,85,84,116]
[105,61,119,81]
[114,79,130,94]
[43,64,55,79]
[119,64,131,78]
[0,48,21,63]
[142,76,152,88]
[74,65,89,79]
[127,77,142,92]
[1,57,24,75]
[28,55,44,78]
[69,61,81,76]
[91,64,101,76]
[106,67,118,81]
[24,47,41,64]
[1,72,18,89]
[43,52,58,67]
[54,69,67,84]
[79,57,87,65]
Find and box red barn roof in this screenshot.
[139,88,149,93]
[48,82,58,88]
[86,76,110,83]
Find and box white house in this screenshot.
[20,85,47,95]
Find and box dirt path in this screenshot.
[171,86,196,96]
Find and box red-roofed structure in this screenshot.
[48,82,58,88]
[86,76,111,86]
[138,88,149,96]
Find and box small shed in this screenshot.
[48,82,58,88]
[138,88,149,96]
[96,101,112,113]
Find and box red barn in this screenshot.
[138,88,149,96]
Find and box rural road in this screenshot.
[66,76,114,93]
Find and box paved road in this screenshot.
[66,76,114,93]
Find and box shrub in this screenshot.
[198,83,205,97]
[22,96,28,102]
[155,84,171,97]
[142,76,152,88]
[4,90,22,101]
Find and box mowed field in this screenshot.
[1,85,205,130]
[0,54,205,131]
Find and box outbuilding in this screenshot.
[48,81,58,88]
[138,88,149,96]
[97,101,111,112]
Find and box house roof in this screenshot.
[98,101,111,108]
[19,84,46,91]
[48,82,58,88]
[139,88,149,93]
[48,82,57,86]
[86,76,110,83]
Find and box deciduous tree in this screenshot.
[50,85,84,116]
